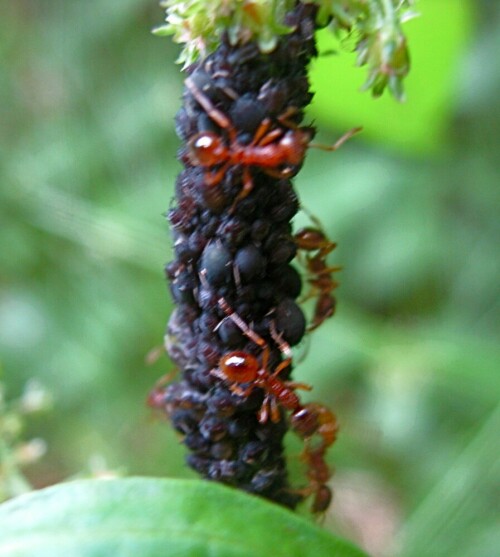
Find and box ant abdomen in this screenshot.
[311,484,333,514]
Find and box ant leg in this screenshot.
[257,393,276,424]
[310,126,363,152]
[230,383,254,398]
[230,167,255,211]
[147,368,179,408]
[276,105,301,129]
[255,128,284,147]
[269,396,281,423]
[251,109,303,149]
[152,369,178,388]
[204,161,230,187]
[210,367,255,397]
[250,118,275,146]
[285,381,313,392]
[210,366,228,383]
[269,357,293,379]
[257,392,284,424]
[145,344,165,365]
[300,204,327,233]
[306,262,342,279]
[307,294,336,332]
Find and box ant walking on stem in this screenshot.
[185,77,361,206]
[290,402,338,514]
[214,298,338,513]
[216,299,337,446]
[213,298,312,423]
[294,225,341,331]
[299,444,335,514]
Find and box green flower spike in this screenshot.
[155,0,415,100]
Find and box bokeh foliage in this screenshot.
[0,1,498,556]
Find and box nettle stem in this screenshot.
[150,0,412,513]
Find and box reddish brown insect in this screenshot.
[216,298,339,514]
[213,348,312,423]
[146,369,178,410]
[214,298,311,422]
[289,403,338,514]
[215,299,338,446]
[299,445,333,514]
[294,226,341,331]
[185,77,361,205]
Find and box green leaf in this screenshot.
[310,0,475,153]
[0,477,368,557]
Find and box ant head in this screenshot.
[219,351,259,383]
[292,403,338,447]
[290,406,320,439]
[188,132,227,165]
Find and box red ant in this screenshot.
[298,444,334,514]
[213,355,338,516]
[294,226,340,331]
[215,300,338,444]
[289,402,338,514]
[185,77,361,206]
[212,300,312,423]
[214,350,313,423]
[146,368,179,411]
[216,299,339,506]
[215,299,339,514]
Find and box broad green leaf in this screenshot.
[0,477,368,557]
[310,0,474,153]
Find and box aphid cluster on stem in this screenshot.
[150,2,346,513]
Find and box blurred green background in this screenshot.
[0,1,498,556]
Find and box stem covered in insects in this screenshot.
[150,2,341,512]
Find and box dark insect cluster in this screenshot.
[150,2,342,512]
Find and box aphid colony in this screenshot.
[150,3,346,513]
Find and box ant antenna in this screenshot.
[269,321,293,360]
[310,126,362,152]
[218,298,267,349]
